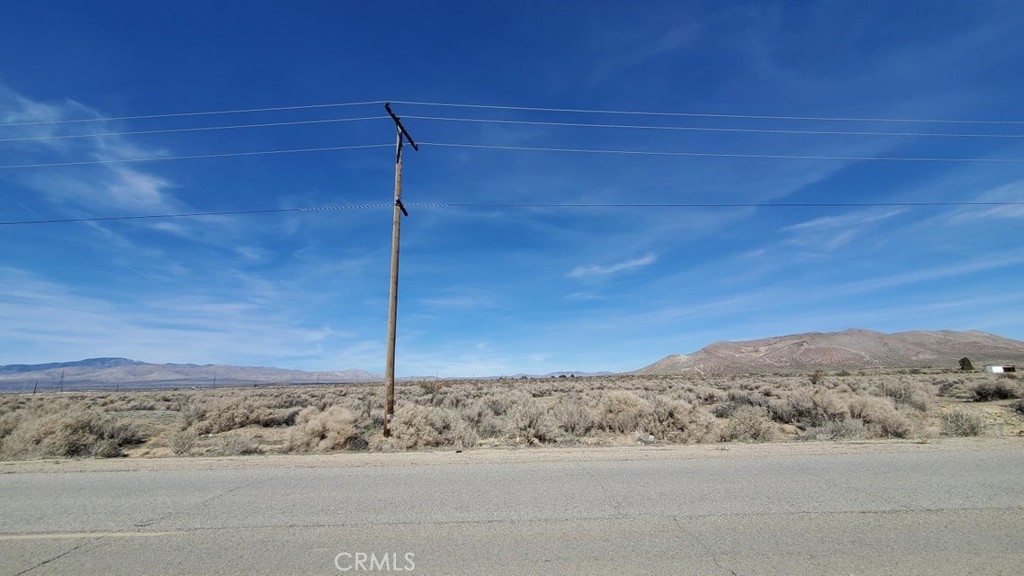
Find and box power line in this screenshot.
[5,112,1018,147]
[4,139,1020,170]
[404,115,1024,139]
[0,100,386,127]
[4,98,1022,129]
[420,141,1024,163]
[430,202,1024,208]
[392,100,1024,125]
[0,116,388,143]
[3,201,1021,226]
[0,143,392,169]
[0,204,393,226]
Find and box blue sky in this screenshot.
[1,1,1022,376]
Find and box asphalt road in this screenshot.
[1,441,1022,576]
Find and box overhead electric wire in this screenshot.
[3,201,1022,226]
[4,98,1022,129]
[0,116,388,143]
[8,113,1017,144]
[419,141,1024,163]
[0,143,392,169]
[0,100,386,127]
[430,201,1024,208]
[0,204,393,226]
[404,115,1024,139]
[5,140,1021,169]
[392,100,1024,125]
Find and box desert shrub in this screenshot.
[971,380,1021,402]
[1012,399,1024,415]
[390,404,478,450]
[800,418,866,441]
[123,398,160,411]
[179,397,209,429]
[848,396,912,438]
[768,389,847,427]
[169,429,198,455]
[936,379,961,397]
[418,380,445,396]
[593,391,654,434]
[481,391,525,417]
[721,405,777,442]
[217,431,262,455]
[287,406,364,452]
[182,396,302,435]
[712,400,744,418]
[0,411,22,441]
[388,404,438,448]
[875,379,931,411]
[507,398,557,444]
[645,396,719,443]
[0,408,144,459]
[939,409,986,437]
[727,388,769,406]
[551,396,594,436]
[460,399,504,438]
[691,385,728,404]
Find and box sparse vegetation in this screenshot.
[959,357,974,372]
[971,380,1021,402]
[940,409,986,437]
[0,370,1015,459]
[0,406,143,459]
[722,405,776,442]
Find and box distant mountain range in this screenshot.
[0,358,380,392]
[636,329,1024,375]
[4,329,1022,392]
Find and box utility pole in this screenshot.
[383,102,418,437]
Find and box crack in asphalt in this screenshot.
[672,515,742,576]
[132,482,250,529]
[576,461,627,518]
[14,539,107,576]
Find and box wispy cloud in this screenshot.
[418,286,496,309]
[781,209,905,252]
[589,22,702,85]
[569,253,657,278]
[945,180,1024,223]
[0,267,358,368]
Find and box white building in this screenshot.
[985,365,1017,374]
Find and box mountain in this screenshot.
[0,357,145,375]
[635,329,1024,375]
[0,358,381,392]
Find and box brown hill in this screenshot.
[635,329,1024,375]
[0,358,380,392]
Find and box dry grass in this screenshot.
[939,409,987,437]
[0,371,1017,459]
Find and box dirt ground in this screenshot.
[2,436,1022,475]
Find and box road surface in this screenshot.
[1,440,1023,575]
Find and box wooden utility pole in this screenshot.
[383,102,418,437]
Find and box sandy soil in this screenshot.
[3,436,1022,475]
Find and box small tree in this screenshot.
[959,357,975,372]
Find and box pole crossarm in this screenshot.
[385,102,419,152]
